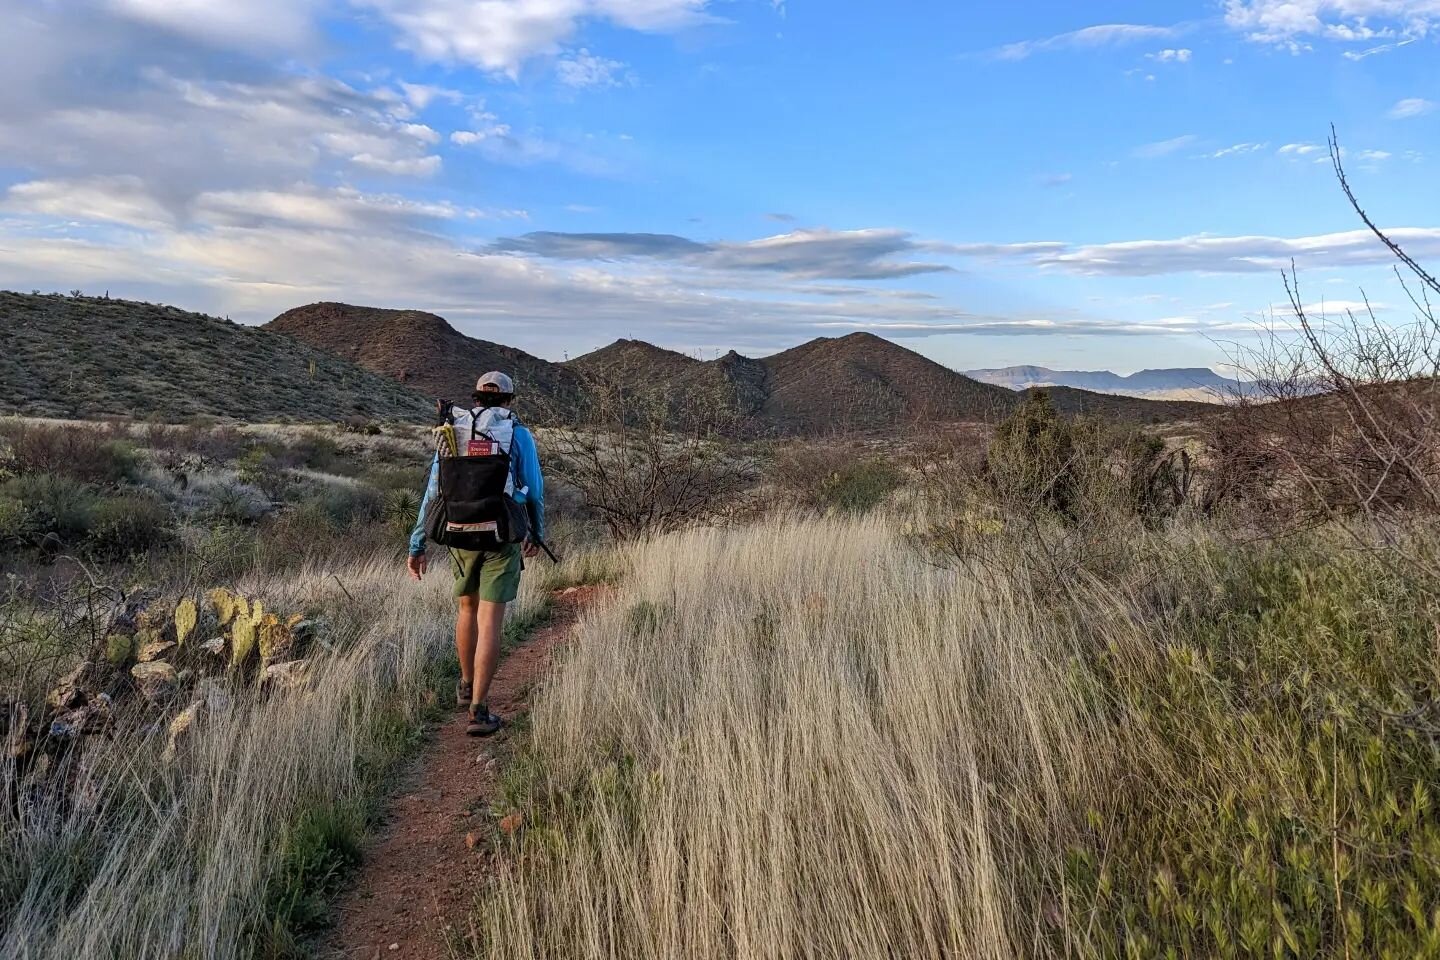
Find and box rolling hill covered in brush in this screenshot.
[0,292,430,422]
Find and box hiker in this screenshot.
[406,371,546,737]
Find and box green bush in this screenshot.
[772,443,901,514]
[86,495,172,561]
[819,459,901,513]
[984,390,1084,518]
[1063,543,1440,959]
[0,474,98,549]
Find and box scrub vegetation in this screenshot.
[0,419,553,957]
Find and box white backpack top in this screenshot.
[447,405,519,496]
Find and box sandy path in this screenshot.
[322,586,598,960]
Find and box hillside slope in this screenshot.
[265,302,580,420]
[757,332,1017,433]
[0,292,430,422]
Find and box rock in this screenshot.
[131,661,178,701]
[46,661,95,711]
[138,639,177,663]
[465,831,479,849]
[261,659,309,690]
[49,706,92,739]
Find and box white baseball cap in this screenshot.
[476,371,514,393]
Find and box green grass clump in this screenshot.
[1063,543,1440,959]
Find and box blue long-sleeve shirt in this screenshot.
[409,424,545,556]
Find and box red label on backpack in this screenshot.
[467,439,497,457]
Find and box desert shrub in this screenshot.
[1063,539,1440,959]
[0,421,137,486]
[188,523,259,582]
[0,474,98,549]
[818,459,901,513]
[234,447,290,501]
[984,390,1087,518]
[86,495,172,561]
[305,484,385,526]
[771,442,901,513]
[289,431,349,475]
[547,379,751,540]
[205,482,272,525]
[141,422,245,463]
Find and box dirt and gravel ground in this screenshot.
[322,586,599,960]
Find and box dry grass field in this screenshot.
[469,509,1440,958]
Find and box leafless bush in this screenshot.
[1221,130,1440,565]
[542,376,752,541]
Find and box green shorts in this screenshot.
[447,543,523,602]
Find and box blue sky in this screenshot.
[1,0,1436,373]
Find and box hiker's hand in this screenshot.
[523,541,539,559]
[406,553,428,581]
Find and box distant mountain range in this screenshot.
[966,365,1256,402]
[267,303,1219,431]
[0,292,1221,430]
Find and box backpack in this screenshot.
[423,401,531,552]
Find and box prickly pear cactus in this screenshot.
[209,588,239,626]
[258,614,294,667]
[231,615,258,668]
[175,598,198,646]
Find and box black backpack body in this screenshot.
[424,401,531,552]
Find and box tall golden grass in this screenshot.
[472,516,1133,958]
[471,513,1440,959]
[2,551,547,958]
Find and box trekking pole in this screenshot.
[531,534,562,564]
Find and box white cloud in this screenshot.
[5,175,174,229]
[1146,47,1193,62]
[944,227,1440,276]
[1204,142,1268,158]
[1039,172,1073,187]
[103,0,323,49]
[985,24,1176,61]
[396,81,464,110]
[1134,134,1199,158]
[1389,97,1436,118]
[1278,142,1325,156]
[1342,36,1419,56]
[1224,0,1440,46]
[492,227,954,280]
[1358,149,1393,161]
[556,48,632,87]
[355,0,713,74]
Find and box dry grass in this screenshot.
[471,516,1125,959]
[471,512,1440,959]
[1,551,548,958]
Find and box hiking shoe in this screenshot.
[456,680,472,708]
[466,705,503,738]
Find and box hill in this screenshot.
[265,302,581,421]
[0,292,430,422]
[567,332,1214,433]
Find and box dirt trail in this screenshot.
[323,586,598,960]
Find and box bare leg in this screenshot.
[471,600,507,709]
[455,594,479,687]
